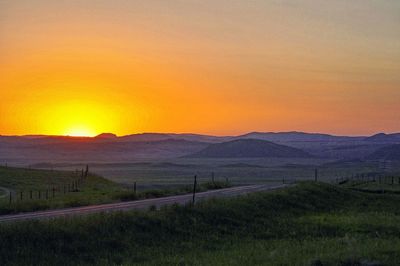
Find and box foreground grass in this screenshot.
[0,182,399,265]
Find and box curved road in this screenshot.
[0,184,287,223]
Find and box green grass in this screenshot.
[342,178,400,194]
[0,182,399,265]
[0,166,231,215]
[0,166,89,191]
[0,166,123,214]
[114,181,231,202]
[0,188,6,197]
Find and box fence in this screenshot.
[334,173,400,187]
[4,165,90,204]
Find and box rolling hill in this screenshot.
[1,131,400,165]
[364,133,400,143]
[366,144,400,161]
[187,139,313,158]
[236,131,364,142]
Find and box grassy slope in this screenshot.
[0,166,123,214]
[0,182,399,265]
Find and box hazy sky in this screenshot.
[1,0,399,136]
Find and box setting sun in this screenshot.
[38,99,122,137]
[65,126,96,137]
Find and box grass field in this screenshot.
[33,157,398,189]
[0,166,230,214]
[0,166,123,214]
[0,182,399,265]
[0,188,6,198]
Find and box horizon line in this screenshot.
[1,130,399,139]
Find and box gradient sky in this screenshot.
[1,0,399,136]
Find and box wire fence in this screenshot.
[3,165,90,205]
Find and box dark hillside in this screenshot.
[188,139,312,158]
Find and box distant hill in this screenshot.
[366,144,400,161]
[188,139,313,158]
[119,133,229,143]
[236,131,364,142]
[95,133,117,139]
[114,131,366,143]
[2,131,400,164]
[364,133,400,143]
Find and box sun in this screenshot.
[38,97,123,138]
[65,126,96,137]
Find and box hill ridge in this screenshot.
[188,138,312,158]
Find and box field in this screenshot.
[33,157,399,189]
[0,182,400,265]
[0,166,230,214]
[0,166,123,214]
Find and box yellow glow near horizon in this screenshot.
[39,99,122,137]
[65,126,96,137]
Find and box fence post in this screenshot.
[20,191,23,201]
[192,175,197,204]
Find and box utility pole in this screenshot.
[192,175,197,204]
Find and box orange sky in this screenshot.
[1,0,399,136]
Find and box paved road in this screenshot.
[0,184,287,223]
